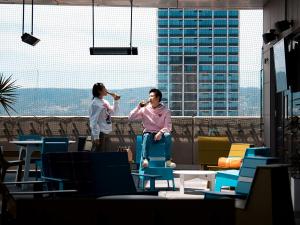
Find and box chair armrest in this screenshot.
[41,176,66,183]
[41,176,67,190]
[131,173,161,179]
[200,190,247,199]
[4,181,49,185]
[10,190,77,195]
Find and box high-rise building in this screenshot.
[157,9,239,116]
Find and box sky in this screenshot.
[0,5,263,89]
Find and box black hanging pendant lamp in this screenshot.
[21,0,40,46]
[89,0,138,55]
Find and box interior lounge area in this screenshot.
[0,0,300,224]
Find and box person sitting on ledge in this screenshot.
[128,88,176,168]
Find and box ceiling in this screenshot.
[0,0,270,9]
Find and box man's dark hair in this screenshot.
[92,83,105,98]
[149,88,162,102]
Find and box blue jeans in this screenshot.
[142,132,172,161]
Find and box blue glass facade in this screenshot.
[157,9,239,116]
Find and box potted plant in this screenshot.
[0,73,19,116]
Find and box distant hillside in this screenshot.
[0,87,151,116]
[0,87,262,116]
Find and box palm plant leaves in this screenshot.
[0,74,20,116]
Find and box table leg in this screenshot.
[15,146,24,182]
[209,175,215,191]
[179,174,185,194]
[23,146,34,182]
[149,178,156,191]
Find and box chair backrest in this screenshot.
[244,146,271,157]
[228,143,252,158]
[18,134,42,141]
[197,136,231,165]
[236,165,295,225]
[235,156,278,195]
[42,152,137,197]
[41,137,69,154]
[135,135,166,167]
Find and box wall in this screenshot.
[0,116,263,166]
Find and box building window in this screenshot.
[199,38,213,46]
[158,73,168,83]
[214,38,227,46]
[214,74,226,83]
[214,56,227,64]
[199,92,212,101]
[170,74,183,83]
[214,29,227,37]
[170,93,182,101]
[184,84,197,92]
[228,11,239,18]
[184,47,197,55]
[170,65,182,73]
[184,56,197,64]
[199,84,212,92]
[214,93,226,101]
[158,47,168,55]
[169,29,183,37]
[199,10,212,18]
[199,56,213,64]
[158,9,168,18]
[199,20,212,27]
[184,29,197,37]
[169,20,183,28]
[170,101,182,110]
[214,65,227,73]
[158,65,168,73]
[184,10,197,18]
[158,20,168,28]
[199,74,212,83]
[184,38,197,46]
[214,10,227,18]
[184,102,197,110]
[184,93,197,101]
[169,9,183,18]
[184,20,198,28]
[184,74,197,83]
[199,47,212,55]
[170,84,182,92]
[199,29,212,37]
[214,111,227,116]
[158,56,168,64]
[199,65,212,73]
[214,19,227,27]
[170,56,182,64]
[214,84,226,92]
[169,47,183,55]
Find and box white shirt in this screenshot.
[89,97,119,139]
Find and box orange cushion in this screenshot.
[218,157,242,169]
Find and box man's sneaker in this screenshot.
[166,160,176,168]
[142,159,149,168]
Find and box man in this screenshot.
[128,88,176,168]
[89,83,119,152]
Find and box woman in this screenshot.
[89,83,120,152]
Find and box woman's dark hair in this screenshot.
[92,83,105,98]
[149,88,162,102]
